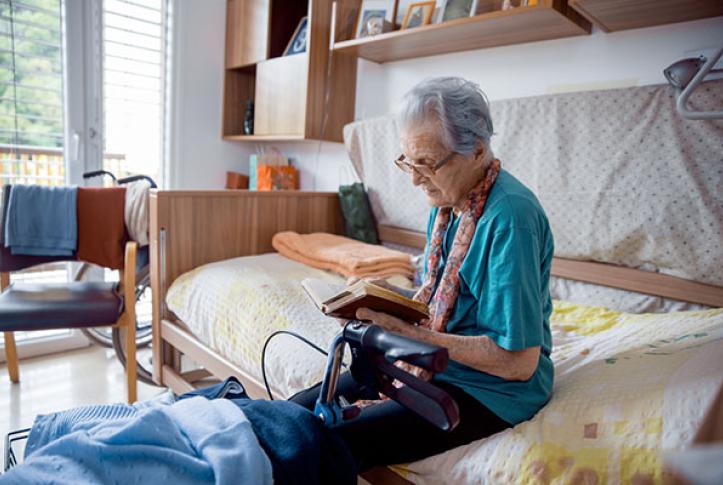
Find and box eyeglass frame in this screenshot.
[394,151,457,177]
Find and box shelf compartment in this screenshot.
[225,0,270,69]
[221,65,256,138]
[269,0,309,58]
[331,2,591,64]
[569,0,723,32]
[254,54,308,138]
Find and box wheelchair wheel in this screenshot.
[112,325,156,386]
[80,281,153,348]
[80,326,115,347]
[110,280,157,386]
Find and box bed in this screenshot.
[150,80,723,484]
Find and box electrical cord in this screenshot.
[261,330,346,400]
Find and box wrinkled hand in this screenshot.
[355,308,412,336]
[353,398,383,408]
[355,308,433,382]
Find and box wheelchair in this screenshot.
[77,170,157,386]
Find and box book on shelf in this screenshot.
[301,278,429,323]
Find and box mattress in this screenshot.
[166,253,723,484]
[166,253,347,396]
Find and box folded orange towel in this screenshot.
[271,232,413,279]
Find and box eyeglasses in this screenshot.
[394,152,456,177]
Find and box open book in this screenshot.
[301,278,429,323]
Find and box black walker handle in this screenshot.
[342,322,461,432]
[343,322,447,373]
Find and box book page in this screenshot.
[301,278,345,310]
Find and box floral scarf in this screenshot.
[414,158,501,333]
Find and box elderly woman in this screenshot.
[291,77,554,471]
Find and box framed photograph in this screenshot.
[283,17,308,56]
[440,0,477,22]
[402,1,435,29]
[355,0,398,39]
[395,0,413,27]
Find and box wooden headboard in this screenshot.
[150,190,343,292]
[377,224,723,308]
[149,190,344,382]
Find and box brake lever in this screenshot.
[375,358,460,431]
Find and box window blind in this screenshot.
[102,0,165,184]
[0,0,64,187]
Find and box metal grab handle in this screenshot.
[676,44,723,120]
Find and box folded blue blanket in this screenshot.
[24,392,176,457]
[4,184,77,256]
[1,396,272,485]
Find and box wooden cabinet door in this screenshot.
[254,55,308,136]
[225,0,270,68]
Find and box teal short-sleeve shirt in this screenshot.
[424,169,554,425]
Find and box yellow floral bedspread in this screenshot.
[399,301,723,484]
[166,253,723,484]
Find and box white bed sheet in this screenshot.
[166,253,346,396]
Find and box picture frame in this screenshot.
[335,3,359,41]
[395,0,414,27]
[402,1,436,29]
[355,0,398,39]
[283,17,308,56]
[438,0,477,22]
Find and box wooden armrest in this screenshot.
[122,241,137,299]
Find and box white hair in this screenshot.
[399,77,494,159]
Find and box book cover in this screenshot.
[302,278,429,323]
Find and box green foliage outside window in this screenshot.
[0,0,63,148]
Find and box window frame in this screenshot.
[1,0,170,362]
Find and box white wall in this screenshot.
[171,7,723,190]
[363,16,723,110]
[167,0,252,189]
[283,16,723,191]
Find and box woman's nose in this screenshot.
[411,170,424,186]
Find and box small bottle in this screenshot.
[243,100,254,135]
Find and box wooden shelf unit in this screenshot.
[222,0,356,142]
[569,0,723,32]
[331,0,591,64]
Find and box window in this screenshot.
[0,0,80,356]
[0,0,169,360]
[102,0,166,185]
[0,0,65,187]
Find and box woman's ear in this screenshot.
[473,139,487,163]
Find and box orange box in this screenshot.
[225,171,249,189]
[256,165,299,190]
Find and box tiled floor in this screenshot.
[0,344,163,442]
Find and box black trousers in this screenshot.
[289,372,511,472]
